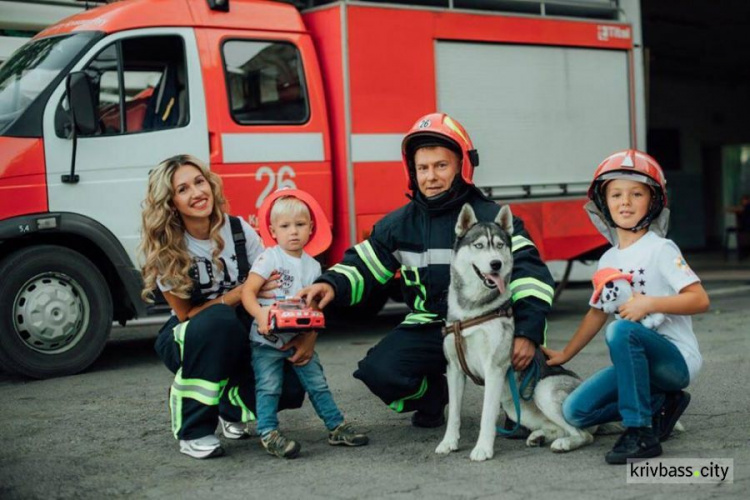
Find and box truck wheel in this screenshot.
[0,245,113,379]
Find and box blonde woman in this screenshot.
[141,155,312,459]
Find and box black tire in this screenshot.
[0,245,113,379]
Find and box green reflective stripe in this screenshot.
[172,373,226,406]
[389,377,429,413]
[512,289,554,306]
[543,320,548,347]
[354,241,394,284]
[170,386,182,439]
[511,235,535,252]
[330,264,364,305]
[401,266,428,312]
[228,386,256,422]
[510,277,553,305]
[402,312,439,324]
[173,321,189,361]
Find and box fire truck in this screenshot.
[0,0,644,378]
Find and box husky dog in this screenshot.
[436,204,594,461]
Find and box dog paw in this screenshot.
[550,437,572,453]
[526,430,546,447]
[469,445,494,462]
[435,439,459,455]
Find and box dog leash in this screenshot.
[441,303,513,386]
[496,365,538,436]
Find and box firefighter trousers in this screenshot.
[353,323,448,415]
[155,304,305,440]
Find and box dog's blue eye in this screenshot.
[496,242,504,249]
[474,242,484,249]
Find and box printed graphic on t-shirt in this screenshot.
[618,266,649,295]
[190,256,235,298]
[277,266,295,296]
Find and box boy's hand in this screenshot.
[542,346,570,366]
[258,271,282,299]
[296,283,335,309]
[618,293,653,322]
[282,330,318,366]
[255,306,271,335]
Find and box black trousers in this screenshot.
[155,304,305,440]
[353,323,447,415]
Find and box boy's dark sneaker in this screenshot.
[653,391,691,442]
[261,430,300,459]
[328,422,369,446]
[605,427,662,465]
[411,409,446,428]
[499,416,531,440]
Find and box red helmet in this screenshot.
[401,113,479,189]
[588,149,668,231]
[257,188,332,257]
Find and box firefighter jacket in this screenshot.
[316,186,555,345]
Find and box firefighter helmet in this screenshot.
[588,149,668,231]
[257,188,332,257]
[401,113,479,189]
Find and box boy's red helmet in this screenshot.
[257,188,332,257]
[588,149,668,231]
[401,113,479,189]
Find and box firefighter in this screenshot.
[298,113,555,428]
[140,155,310,458]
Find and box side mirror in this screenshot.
[67,71,98,136]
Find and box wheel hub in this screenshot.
[13,273,90,353]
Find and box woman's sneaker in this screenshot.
[218,417,253,440]
[179,435,225,459]
[328,422,369,446]
[261,430,301,459]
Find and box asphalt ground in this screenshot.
[1,277,748,499]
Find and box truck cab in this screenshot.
[0,0,332,378]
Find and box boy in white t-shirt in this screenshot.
[543,150,710,464]
[241,194,368,459]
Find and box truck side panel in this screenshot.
[0,138,48,220]
[198,28,333,234]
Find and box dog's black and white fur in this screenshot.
[436,204,595,461]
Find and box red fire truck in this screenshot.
[0,0,643,377]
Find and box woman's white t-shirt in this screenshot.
[157,215,264,302]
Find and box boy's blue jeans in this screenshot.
[252,343,344,436]
[563,320,690,429]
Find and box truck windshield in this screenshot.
[0,33,95,135]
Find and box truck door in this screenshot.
[43,28,209,265]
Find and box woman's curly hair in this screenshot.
[139,155,227,302]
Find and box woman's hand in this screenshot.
[542,346,571,366]
[258,271,282,299]
[282,330,318,366]
[618,293,653,322]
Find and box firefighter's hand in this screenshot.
[258,271,282,299]
[296,283,335,309]
[512,337,535,371]
[618,293,653,322]
[282,330,318,366]
[255,307,271,335]
[541,346,570,366]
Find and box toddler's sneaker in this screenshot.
[328,422,369,447]
[219,417,253,440]
[179,434,224,459]
[261,430,301,459]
